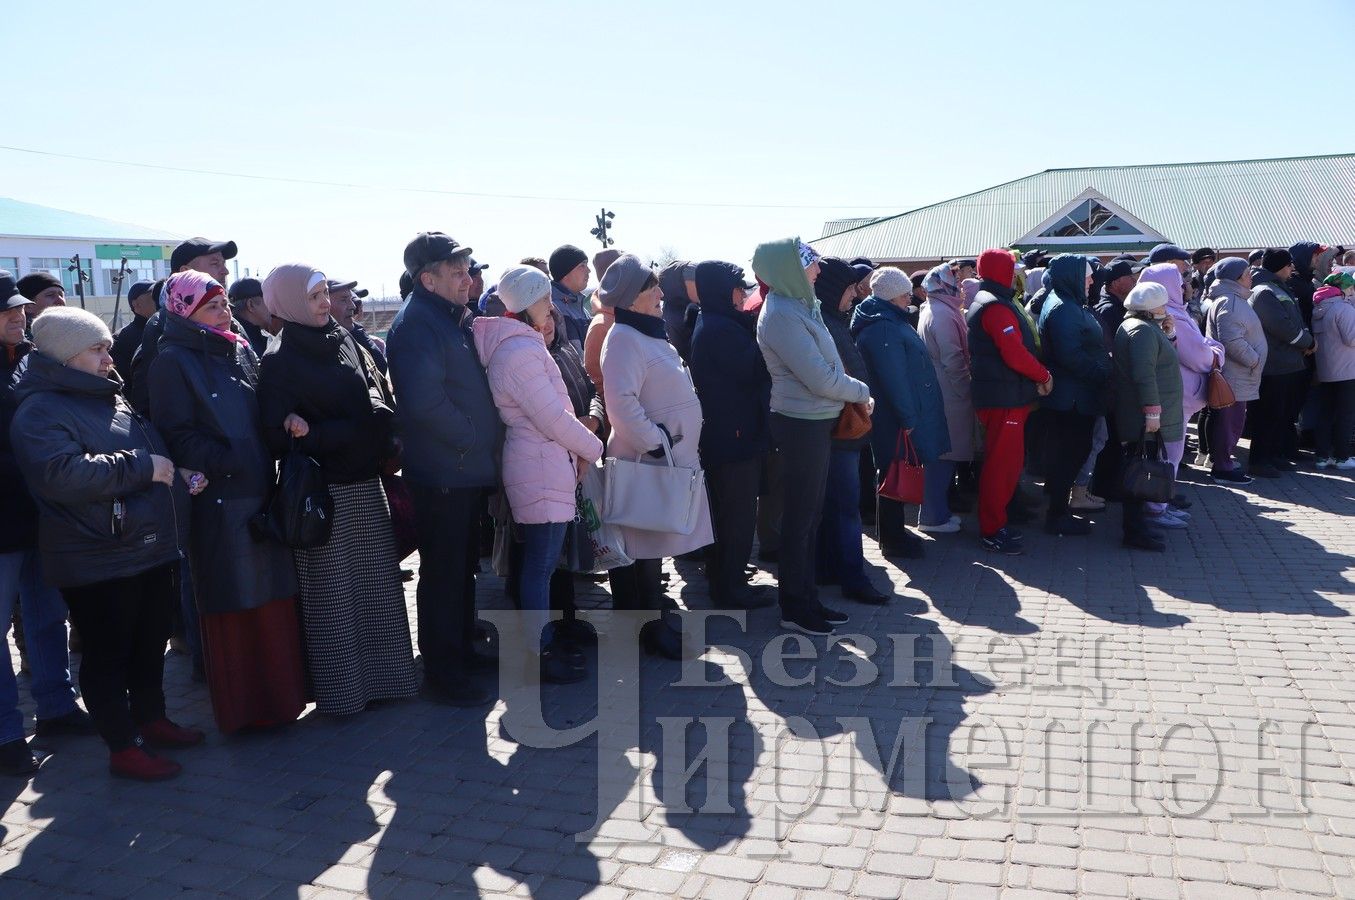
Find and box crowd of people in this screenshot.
[0,228,1351,782]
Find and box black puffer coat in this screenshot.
[148,313,296,614]
[9,351,186,587]
[256,319,395,485]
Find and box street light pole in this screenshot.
[67,254,89,310]
[589,208,616,248]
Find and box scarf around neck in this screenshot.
[613,306,668,341]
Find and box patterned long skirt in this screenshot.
[294,477,418,716]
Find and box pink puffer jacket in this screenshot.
[472,316,603,524]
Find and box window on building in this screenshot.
[0,257,17,274]
[1037,200,1148,239]
[99,258,158,295]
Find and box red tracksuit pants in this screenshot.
[977,406,1030,538]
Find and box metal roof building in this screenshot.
[813,154,1355,265]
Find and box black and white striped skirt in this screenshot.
[294,477,418,716]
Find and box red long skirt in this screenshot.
[200,596,307,734]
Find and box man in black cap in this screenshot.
[227,278,274,358]
[15,273,65,322]
[326,279,387,374]
[547,244,592,350]
[466,260,489,317]
[386,232,502,707]
[110,280,157,376]
[127,236,238,414]
[1093,259,1137,346]
[343,285,388,375]
[0,270,95,775]
[1147,243,1192,275]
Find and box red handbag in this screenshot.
[878,430,925,505]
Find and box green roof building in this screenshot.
[813,154,1355,268]
[0,197,180,315]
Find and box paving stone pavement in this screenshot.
[2,458,1355,898]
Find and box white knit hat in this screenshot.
[496,266,552,314]
[1125,282,1169,313]
[869,267,911,301]
[30,307,112,364]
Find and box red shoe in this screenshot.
[141,718,206,749]
[109,746,182,781]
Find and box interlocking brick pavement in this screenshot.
[2,457,1354,898]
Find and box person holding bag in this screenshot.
[148,271,306,734]
[812,258,888,605]
[11,307,207,780]
[256,264,418,716]
[472,266,604,683]
[600,255,713,659]
[852,268,949,605]
[1114,282,1184,552]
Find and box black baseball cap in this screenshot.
[403,232,472,279]
[354,287,369,299]
[227,277,263,305]
[1022,249,1050,268]
[325,279,359,294]
[468,258,489,274]
[171,237,237,271]
[1102,260,1136,282]
[127,281,154,303]
[1147,243,1191,264]
[0,270,32,310]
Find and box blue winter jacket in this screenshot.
[1036,254,1112,416]
[850,296,950,465]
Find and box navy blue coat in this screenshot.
[689,301,771,468]
[850,297,950,465]
[386,287,502,490]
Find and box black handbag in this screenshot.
[250,441,333,549]
[1121,433,1175,503]
[560,484,597,574]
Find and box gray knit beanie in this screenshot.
[30,307,112,364]
[595,254,652,310]
[869,267,912,302]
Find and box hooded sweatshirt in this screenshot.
[754,238,868,420]
[1139,263,1222,413]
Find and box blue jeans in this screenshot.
[920,459,956,527]
[0,550,77,743]
[519,522,567,649]
[816,448,869,592]
[1076,417,1109,487]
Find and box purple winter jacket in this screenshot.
[1139,264,1222,415]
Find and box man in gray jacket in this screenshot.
[387,232,503,707]
[1249,248,1314,475]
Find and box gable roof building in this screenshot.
[813,154,1355,265]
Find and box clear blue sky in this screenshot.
[5,0,1352,295]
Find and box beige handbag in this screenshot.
[601,429,704,535]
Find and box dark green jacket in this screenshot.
[1113,316,1183,443]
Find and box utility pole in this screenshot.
[67,254,90,310]
[109,256,130,330]
[589,208,616,248]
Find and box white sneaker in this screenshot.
[1147,511,1188,529]
[1336,458,1355,470]
[919,518,961,534]
[1316,457,1333,469]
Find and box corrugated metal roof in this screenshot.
[821,217,879,238]
[0,197,180,242]
[811,154,1355,261]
